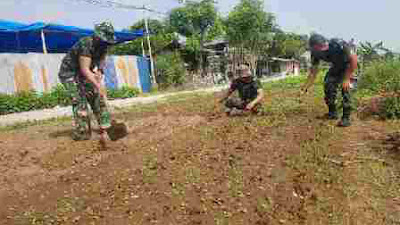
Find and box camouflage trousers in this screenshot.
[324,69,351,119]
[224,97,261,115]
[62,80,111,141]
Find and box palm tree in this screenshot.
[358,41,392,62]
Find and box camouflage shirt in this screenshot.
[58,36,107,83]
[230,78,262,102]
[311,38,352,70]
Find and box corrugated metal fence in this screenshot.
[0,53,152,94]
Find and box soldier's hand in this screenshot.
[245,103,254,111]
[95,72,103,83]
[342,80,350,92]
[93,67,103,82]
[96,84,106,98]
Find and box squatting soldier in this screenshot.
[302,33,358,127]
[220,65,264,116]
[58,22,116,141]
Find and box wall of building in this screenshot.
[0,53,152,94]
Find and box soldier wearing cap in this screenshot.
[302,33,358,127]
[220,64,264,116]
[58,21,116,141]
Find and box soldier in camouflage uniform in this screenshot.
[302,33,358,127]
[58,22,116,141]
[220,65,264,116]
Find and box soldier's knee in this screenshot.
[225,99,234,108]
[77,110,88,117]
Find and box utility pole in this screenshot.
[143,6,157,87]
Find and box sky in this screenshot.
[1,0,399,52]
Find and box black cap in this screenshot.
[309,33,327,48]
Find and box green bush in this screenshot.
[0,91,40,114]
[0,85,140,115]
[106,86,140,99]
[358,59,400,119]
[155,52,186,89]
[358,59,400,93]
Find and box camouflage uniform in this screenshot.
[225,78,263,114]
[311,38,352,120]
[58,22,115,140]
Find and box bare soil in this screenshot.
[0,88,399,225]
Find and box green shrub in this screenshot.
[106,85,140,99]
[0,91,40,114]
[0,85,140,115]
[155,52,186,89]
[357,59,400,119]
[358,59,400,93]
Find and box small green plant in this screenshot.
[143,154,158,184]
[56,197,85,214]
[256,197,273,213]
[186,167,201,184]
[0,85,140,115]
[106,85,140,99]
[150,86,158,94]
[14,210,57,225]
[228,154,243,197]
[214,211,230,225]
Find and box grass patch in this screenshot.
[171,182,185,197]
[0,116,71,132]
[256,197,273,213]
[186,167,201,184]
[14,210,57,225]
[142,154,158,184]
[262,74,307,90]
[228,154,244,198]
[199,126,215,140]
[56,197,85,214]
[214,211,230,225]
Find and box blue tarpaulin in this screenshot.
[0,20,144,53]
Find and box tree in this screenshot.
[129,19,166,35]
[225,0,276,69]
[110,19,175,56]
[357,41,392,62]
[169,0,218,72]
[269,31,307,59]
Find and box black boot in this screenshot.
[339,106,351,127]
[327,104,338,120]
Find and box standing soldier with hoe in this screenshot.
[58,22,116,142]
[302,33,358,127]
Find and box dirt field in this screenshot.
[1,76,400,225]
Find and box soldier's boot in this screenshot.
[327,104,338,120]
[72,129,92,141]
[337,117,351,127]
[229,108,244,116]
[338,106,351,127]
[72,110,92,141]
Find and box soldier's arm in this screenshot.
[251,88,264,106]
[248,81,264,109]
[220,81,237,102]
[344,46,358,81]
[79,56,102,91]
[220,89,234,103]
